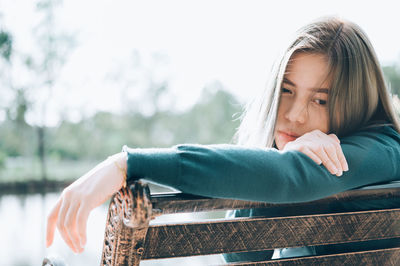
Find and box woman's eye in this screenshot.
[281,88,292,94]
[314,99,327,105]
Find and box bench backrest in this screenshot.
[100,181,400,265]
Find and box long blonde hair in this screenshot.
[236,16,400,147]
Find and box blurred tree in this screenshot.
[0,30,12,61]
[6,88,30,126]
[171,81,241,144]
[383,64,400,97]
[109,50,175,116]
[0,28,13,116]
[0,25,31,161]
[0,19,33,128]
[22,0,75,181]
[47,84,242,162]
[0,150,5,170]
[393,95,400,119]
[0,2,75,182]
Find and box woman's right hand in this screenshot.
[46,152,128,253]
[283,129,349,176]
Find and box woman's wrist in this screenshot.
[108,152,128,188]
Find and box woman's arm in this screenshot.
[125,125,400,203]
[46,125,400,253]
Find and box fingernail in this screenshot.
[336,170,343,176]
[330,165,338,174]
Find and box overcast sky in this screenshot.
[1,0,400,126]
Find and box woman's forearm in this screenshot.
[123,126,400,203]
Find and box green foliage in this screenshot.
[0,86,242,180]
[44,87,241,160]
[393,95,400,119]
[0,30,12,61]
[164,87,241,145]
[383,65,400,97]
[0,150,6,170]
[6,88,30,125]
[0,121,36,157]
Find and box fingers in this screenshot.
[45,154,125,254]
[328,134,349,173]
[331,137,349,172]
[57,196,80,253]
[285,131,349,177]
[76,203,90,249]
[328,133,340,144]
[314,146,340,175]
[301,147,322,165]
[46,198,62,247]
[46,192,90,254]
[65,201,84,253]
[323,144,342,176]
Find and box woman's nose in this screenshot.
[284,102,307,124]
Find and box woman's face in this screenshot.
[274,52,331,150]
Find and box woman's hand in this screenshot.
[46,152,128,253]
[283,130,349,176]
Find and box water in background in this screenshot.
[0,192,226,266]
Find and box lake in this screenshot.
[0,192,226,265]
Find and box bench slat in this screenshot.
[228,247,400,265]
[150,186,400,214]
[142,208,400,259]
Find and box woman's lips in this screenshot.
[278,131,299,143]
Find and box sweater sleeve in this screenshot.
[123,126,400,203]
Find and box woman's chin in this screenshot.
[274,139,285,150]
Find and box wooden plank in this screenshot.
[150,186,400,214]
[228,247,400,265]
[141,208,400,259]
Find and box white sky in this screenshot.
[1,0,400,126]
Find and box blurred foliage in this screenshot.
[0,150,6,170]
[393,95,400,118]
[382,65,400,119]
[383,65,400,97]
[6,88,30,126]
[0,30,12,62]
[1,64,399,163]
[0,86,242,164]
[1,1,400,181]
[0,0,76,181]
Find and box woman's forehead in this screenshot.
[285,53,332,89]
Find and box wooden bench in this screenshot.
[99,180,400,265]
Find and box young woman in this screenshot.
[46,16,400,261]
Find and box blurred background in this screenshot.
[1,0,400,265]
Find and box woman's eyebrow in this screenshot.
[283,77,296,86]
[283,77,329,94]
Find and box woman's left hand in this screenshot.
[283,129,349,176]
[46,152,127,253]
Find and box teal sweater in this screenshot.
[123,125,400,261]
[124,125,400,202]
